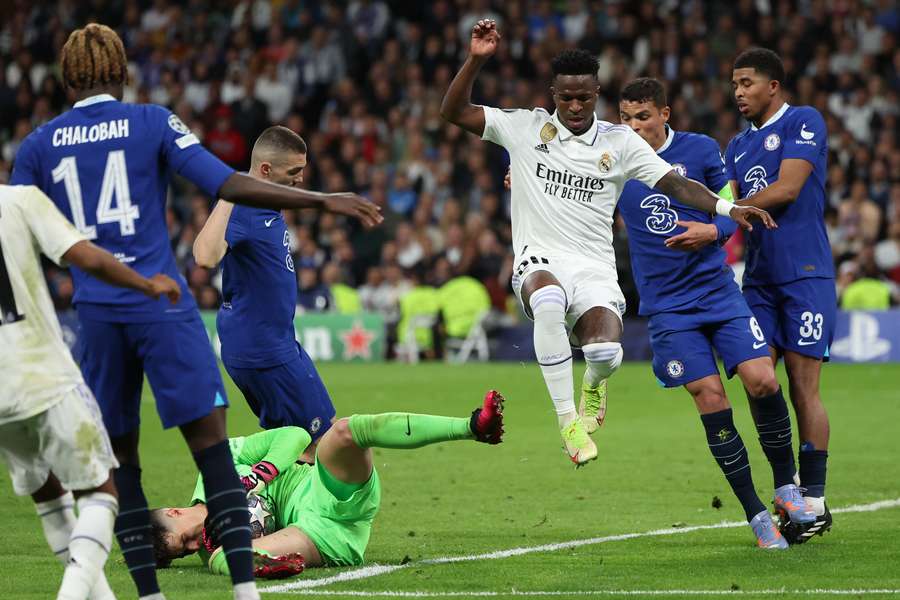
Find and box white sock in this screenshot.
[233,581,261,600]
[36,492,117,600]
[582,342,623,388]
[57,492,118,600]
[530,286,575,427]
[805,495,826,516]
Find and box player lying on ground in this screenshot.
[441,19,774,467]
[0,184,180,599]
[193,127,336,459]
[11,23,380,600]
[615,77,815,549]
[149,391,505,577]
[728,48,835,543]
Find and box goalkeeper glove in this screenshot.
[241,460,279,494]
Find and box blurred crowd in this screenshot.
[1,0,899,323]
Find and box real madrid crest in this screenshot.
[599,152,613,173]
[672,163,687,177]
[540,122,558,143]
[764,133,780,151]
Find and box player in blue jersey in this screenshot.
[10,24,381,600]
[193,126,335,452]
[615,78,814,549]
[727,48,835,543]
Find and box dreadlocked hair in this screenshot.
[60,23,129,91]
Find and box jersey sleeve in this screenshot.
[481,106,536,148]
[723,139,738,184]
[154,106,235,197]
[621,128,672,188]
[9,134,41,187]
[20,186,86,266]
[234,427,311,474]
[782,108,826,165]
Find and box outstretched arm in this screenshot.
[440,19,500,136]
[235,427,313,494]
[655,171,777,232]
[193,200,234,268]
[736,158,814,210]
[217,173,382,228]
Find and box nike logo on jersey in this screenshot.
[264,217,277,227]
[734,152,747,163]
[797,339,818,346]
[800,123,815,140]
[752,341,767,350]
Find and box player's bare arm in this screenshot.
[217,173,383,228]
[439,19,500,136]
[735,158,814,210]
[655,170,776,232]
[664,220,719,251]
[193,200,235,268]
[62,240,181,303]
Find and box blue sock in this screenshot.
[113,465,160,596]
[193,441,255,585]
[799,444,828,498]
[749,387,796,489]
[700,409,767,522]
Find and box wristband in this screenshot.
[715,198,734,218]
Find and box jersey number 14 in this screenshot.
[52,150,140,239]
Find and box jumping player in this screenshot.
[10,23,380,600]
[727,48,834,542]
[441,19,773,467]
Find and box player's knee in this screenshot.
[528,285,567,326]
[582,342,623,379]
[745,373,780,398]
[329,418,357,449]
[693,388,729,413]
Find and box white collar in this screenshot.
[655,125,675,154]
[552,111,599,145]
[750,102,790,131]
[73,94,117,108]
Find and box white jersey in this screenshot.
[482,106,672,276]
[0,185,86,425]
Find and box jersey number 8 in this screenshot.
[52,151,140,239]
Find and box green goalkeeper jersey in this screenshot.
[190,427,314,529]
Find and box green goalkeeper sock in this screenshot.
[348,413,473,449]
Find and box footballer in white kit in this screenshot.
[0,184,180,599]
[442,19,775,467]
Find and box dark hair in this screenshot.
[551,49,599,78]
[733,47,785,84]
[252,125,308,158]
[619,77,668,108]
[148,510,173,568]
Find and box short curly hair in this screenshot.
[148,509,174,568]
[551,49,599,79]
[734,47,785,85]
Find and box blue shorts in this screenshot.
[743,278,836,360]
[649,283,772,388]
[77,314,228,438]
[224,344,335,440]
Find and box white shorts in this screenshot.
[0,383,118,496]
[511,248,626,345]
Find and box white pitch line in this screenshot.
[280,590,900,597]
[262,497,900,595]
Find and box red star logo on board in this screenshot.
[340,321,375,360]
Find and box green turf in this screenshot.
[2,362,899,599]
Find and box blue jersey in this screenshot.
[10,94,234,322]
[217,205,298,368]
[725,103,833,286]
[619,128,736,316]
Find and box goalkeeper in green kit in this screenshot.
[150,391,504,578]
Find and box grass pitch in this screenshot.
[2,361,899,599]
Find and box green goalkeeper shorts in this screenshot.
[286,456,381,566]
